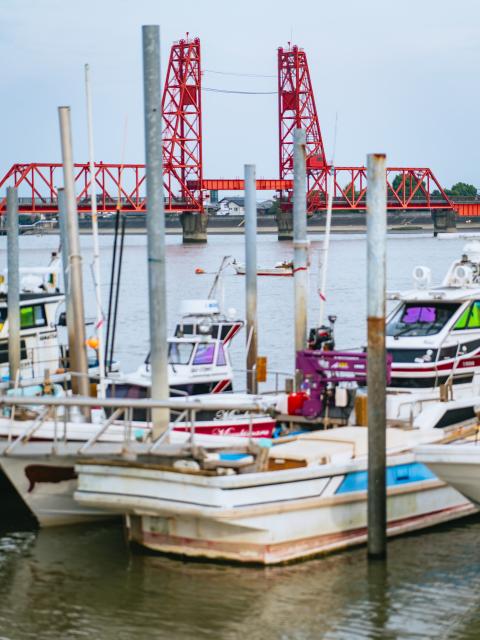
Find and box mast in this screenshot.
[85,63,106,397]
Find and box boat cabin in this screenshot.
[108,335,234,402]
[0,262,64,381]
[387,242,480,389]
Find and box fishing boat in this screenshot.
[74,401,478,564]
[73,348,480,564]
[106,299,244,406]
[0,255,64,382]
[73,241,480,563]
[231,258,294,277]
[387,239,480,394]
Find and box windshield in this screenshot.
[386,302,460,337]
[168,342,194,365]
[193,343,216,366]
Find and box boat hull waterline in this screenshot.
[75,456,476,564]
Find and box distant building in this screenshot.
[216,197,274,216]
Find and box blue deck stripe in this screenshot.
[336,462,436,494]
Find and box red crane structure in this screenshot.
[0,35,475,241]
[277,45,328,211]
[162,36,203,212]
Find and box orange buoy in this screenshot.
[195,267,205,274]
[86,336,99,350]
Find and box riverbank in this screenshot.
[17,212,480,236]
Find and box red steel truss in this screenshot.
[278,45,328,211]
[162,36,202,211]
[0,163,453,214]
[0,38,456,217]
[0,163,147,214]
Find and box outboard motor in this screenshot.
[308,315,337,351]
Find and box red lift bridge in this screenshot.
[0,38,474,217]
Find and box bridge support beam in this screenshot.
[180,212,208,243]
[276,210,293,241]
[431,209,457,235]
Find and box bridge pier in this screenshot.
[276,210,293,241]
[179,212,208,243]
[431,209,457,236]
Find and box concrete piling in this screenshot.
[142,25,170,438]
[366,152,387,559]
[244,164,258,394]
[293,129,308,356]
[6,187,20,386]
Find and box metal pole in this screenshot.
[244,164,258,394]
[142,25,169,438]
[367,152,387,559]
[6,188,20,385]
[293,128,308,358]
[58,189,69,296]
[58,188,73,371]
[85,63,106,397]
[58,106,90,408]
[318,166,334,325]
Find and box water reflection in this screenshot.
[0,516,480,639]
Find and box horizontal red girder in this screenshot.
[453,202,480,217]
[0,162,455,214]
[198,179,292,190]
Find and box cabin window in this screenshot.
[0,339,27,364]
[20,304,47,329]
[386,302,460,337]
[454,301,480,330]
[193,343,215,365]
[168,342,194,365]
[216,343,226,366]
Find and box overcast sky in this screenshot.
[1,0,479,189]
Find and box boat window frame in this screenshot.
[453,301,480,331]
[192,341,216,366]
[167,341,195,366]
[19,304,47,330]
[386,301,461,338]
[216,342,227,367]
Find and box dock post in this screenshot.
[293,129,308,358]
[244,164,258,394]
[58,106,90,408]
[6,188,20,386]
[142,25,170,438]
[58,188,69,296]
[58,188,73,372]
[367,153,387,559]
[85,63,106,398]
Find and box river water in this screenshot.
[1,232,480,639]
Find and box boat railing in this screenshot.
[441,342,463,401]
[0,393,270,456]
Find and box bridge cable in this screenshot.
[203,87,277,95]
[203,69,276,78]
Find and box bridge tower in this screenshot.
[277,44,328,238]
[162,35,206,242]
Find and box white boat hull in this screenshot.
[416,444,480,506]
[75,454,476,564]
[0,454,110,526]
